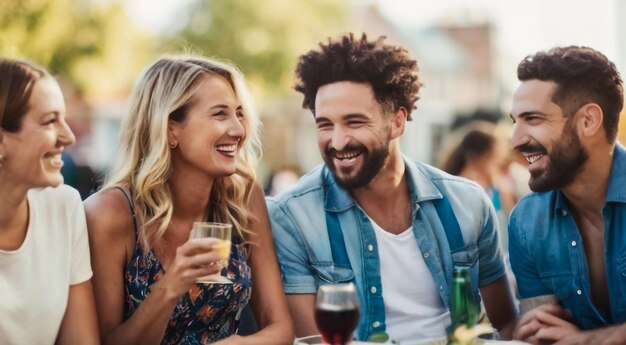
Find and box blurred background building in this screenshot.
[2,0,626,198]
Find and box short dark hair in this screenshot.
[517,46,624,142]
[0,59,48,133]
[439,121,497,176]
[294,33,421,120]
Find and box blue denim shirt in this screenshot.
[509,144,626,330]
[268,158,506,341]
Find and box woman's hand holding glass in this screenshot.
[157,236,226,297]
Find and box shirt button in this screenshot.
[577,289,582,295]
[372,321,381,328]
[571,241,577,247]
[561,210,568,216]
[368,244,374,252]
[423,252,430,258]
[370,286,377,294]
[439,285,443,290]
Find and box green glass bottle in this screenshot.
[450,266,479,331]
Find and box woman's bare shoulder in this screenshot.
[83,186,136,239]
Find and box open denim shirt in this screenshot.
[509,144,626,330]
[268,157,506,341]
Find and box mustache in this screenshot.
[326,144,367,156]
[514,142,546,154]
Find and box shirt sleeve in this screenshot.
[267,197,317,294]
[68,189,93,285]
[508,207,551,299]
[477,192,506,287]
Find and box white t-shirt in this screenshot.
[0,185,92,345]
[370,218,451,344]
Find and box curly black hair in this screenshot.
[294,33,421,120]
[518,46,624,142]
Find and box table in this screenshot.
[294,335,531,345]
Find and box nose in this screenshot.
[510,122,525,151]
[228,115,245,139]
[330,126,350,151]
[57,119,76,147]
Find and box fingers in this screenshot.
[535,310,577,329]
[181,238,223,254]
[514,304,572,342]
[515,318,545,341]
[535,326,572,342]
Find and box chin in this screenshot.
[38,174,65,188]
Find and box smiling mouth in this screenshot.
[44,153,64,168]
[216,144,238,156]
[525,154,544,164]
[335,151,362,160]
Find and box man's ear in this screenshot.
[390,107,408,139]
[577,103,603,138]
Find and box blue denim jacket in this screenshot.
[509,144,626,330]
[268,158,506,341]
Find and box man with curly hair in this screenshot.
[509,46,626,344]
[267,33,517,343]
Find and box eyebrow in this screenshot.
[315,112,370,124]
[510,110,549,120]
[209,104,243,111]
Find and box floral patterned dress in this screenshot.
[118,189,252,344]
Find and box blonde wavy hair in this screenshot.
[105,55,262,250]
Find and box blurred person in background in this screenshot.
[264,165,301,197]
[268,33,517,343]
[509,46,626,344]
[438,121,518,250]
[84,56,293,345]
[0,59,99,344]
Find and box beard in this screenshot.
[323,139,390,190]
[521,124,589,192]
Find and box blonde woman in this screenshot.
[84,56,293,344]
[0,59,99,344]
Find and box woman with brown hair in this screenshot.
[0,58,99,344]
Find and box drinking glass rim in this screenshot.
[319,283,357,292]
[192,221,232,229]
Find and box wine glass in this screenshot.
[189,221,232,284]
[314,283,360,345]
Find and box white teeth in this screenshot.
[336,151,360,160]
[49,154,63,167]
[526,154,543,164]
[216,144,237,152]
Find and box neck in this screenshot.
[562,144,614,215]
[167,167,214,222]
[0,176,31,247]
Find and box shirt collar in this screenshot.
[554,143,626,213]
[606,143,626,203]
[323,155,443,212]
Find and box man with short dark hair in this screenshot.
[268,33,516,343]
[509,46,626,344]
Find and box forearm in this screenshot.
[497,319,515,340]
[102,281,179,345]
[582,323,626,344]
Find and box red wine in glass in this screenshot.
[314,284,360,345]
[315,305,359,345]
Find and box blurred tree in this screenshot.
[172,0,347,97]
[0,0,154,98]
